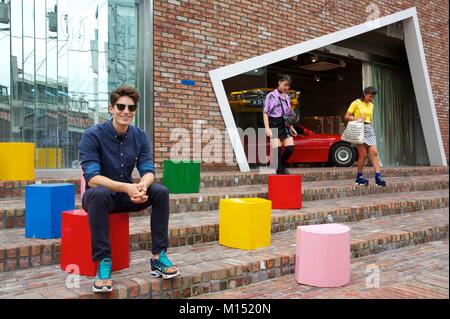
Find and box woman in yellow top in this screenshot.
[344,86,386,187]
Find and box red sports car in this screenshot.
[243,124,357,167]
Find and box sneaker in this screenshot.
[375,178,387,188]
[150,251,182,279]
[355,176,369,186]
[93,258,113,293]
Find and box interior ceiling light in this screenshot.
[311,54,318,62]
[244,69,264,76]
[299,61,342,72]
[314,75,320,82]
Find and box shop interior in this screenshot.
[222,23,429,167]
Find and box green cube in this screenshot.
[163,160,201,194]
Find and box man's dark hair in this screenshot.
[109,85,140,106]
[360,86,377,100]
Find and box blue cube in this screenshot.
[25,183,75,239]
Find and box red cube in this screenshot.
[268,175,302,209]
[61,210,130,277]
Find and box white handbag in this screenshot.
[341,104,365,144]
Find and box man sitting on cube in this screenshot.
[79,85,181,293]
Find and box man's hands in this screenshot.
[88,174,154,204]
[123,171,155,204]
[134,181,149,204]
[123,182,148,204]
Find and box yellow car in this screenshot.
[229,88,300,113]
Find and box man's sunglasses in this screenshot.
[115,103,138,112]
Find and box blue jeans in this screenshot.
[82,183,169,261]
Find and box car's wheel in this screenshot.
[329,142,356,167]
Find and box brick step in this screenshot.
[192,240,449,299]
[1,189,447,273]
[1,166,448,198]
[1,174,448,229]
[0,209,447,299]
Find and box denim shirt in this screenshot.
[263,89,291,118]
[79,119,155,189]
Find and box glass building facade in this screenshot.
[0,0,153,169]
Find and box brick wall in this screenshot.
[153,0,449,171]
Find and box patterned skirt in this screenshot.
[363,123,377,146]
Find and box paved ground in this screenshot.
[1,175,448,229]
[0,209,447,298]
[0,166,447,299]
[2,189,447,246]
[2,174,447,208]
[0,190,447,272]
[193,240,449,299]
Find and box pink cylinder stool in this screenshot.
[295,223,351,287]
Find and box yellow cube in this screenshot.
[219,198,272,250]
[0,142,35,181]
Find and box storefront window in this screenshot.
[0,0,148,169]
[223,67,269,131]
[222,40,428,166]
